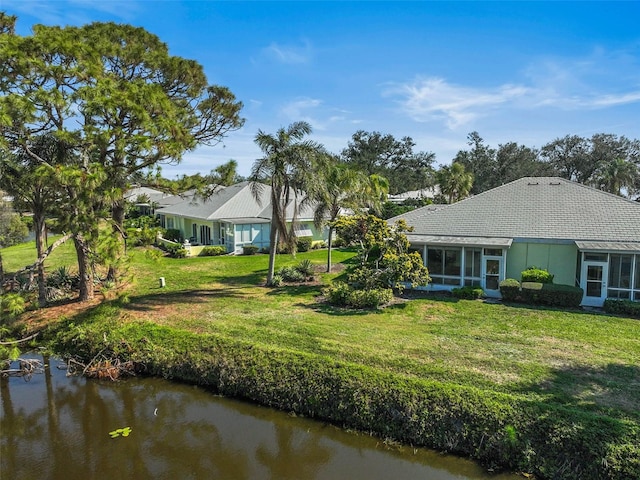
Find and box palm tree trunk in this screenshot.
[267,223,279,285]
[326,226,334,273]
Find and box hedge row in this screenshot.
[47,320,639,480]
[603,299,640,318]
[499,280,583,308]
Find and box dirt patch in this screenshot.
[19,295,102,332]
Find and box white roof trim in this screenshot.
[406,235,513,247]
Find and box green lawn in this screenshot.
[4,241,639,477]
[6,241,637,423]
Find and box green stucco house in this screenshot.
[392,177,640,307]
[155,182,327,254]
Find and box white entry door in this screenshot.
[581,261,609,307]
[483,257,503,297]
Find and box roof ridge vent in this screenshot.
[527,182,539,186]
[549,181,561,185]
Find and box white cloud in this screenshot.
[385,77,531,129]
[263,40,312,65]
[280,97,322,125]
[10,0,141,26]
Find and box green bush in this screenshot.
[499,278,521,301]
[521,267,554,284]
[165,244,187,258]
[200,246,227,257]
[164,229,182,242]
[277,266,306,283]
[603,299,640,318]
[126,226,160,247]
[296,236,313,253]
[520,282,583,307]
[242,245,259,255]
[295,259,315,279]
[0,293,25,324]
[347,288,393,308]
[324,282,351,306]
[452,286,484,300]
[324,283,393,308]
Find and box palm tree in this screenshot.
[594,158,638,197]
[312,160,368,272]
[250,121,325,285]
[436,162,473,203]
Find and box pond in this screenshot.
[1,355,521,480]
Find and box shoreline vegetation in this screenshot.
[4,242,640,479]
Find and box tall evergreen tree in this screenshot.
[0,16,244,284]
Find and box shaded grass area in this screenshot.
[4,242,640,478]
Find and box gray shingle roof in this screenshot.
[393,177,640,244]
[157,182,317,222]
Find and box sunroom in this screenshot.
[576,242,640,307]
[408,236,512,297]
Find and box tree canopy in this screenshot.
[0,15,244,297]
[341,130,435,194]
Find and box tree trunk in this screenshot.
[326,226,334,273]
[0,251,4,284]
[267,223,279,285]
[34,211,47,307]
[74,236,94,302]
[107,199,126,282]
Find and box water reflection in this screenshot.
[1,355,520,480]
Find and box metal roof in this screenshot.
[406,235,513,247]
[575,241,640,253]
[393,177,640,244]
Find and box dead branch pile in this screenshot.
[0,358,44,380]
[67,351,136,381]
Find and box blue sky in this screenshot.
[4,1,640,178]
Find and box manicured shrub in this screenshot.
[347,288,393,308]
[200,246,226,257]
[521,267,554,284]
[242,245,259,255]
[324,282,351,306]
[499,278,521,301]
[164,228,182,242]
[452,286,484,300]
[520,282,583,307]
[603,299,640,318]
[296,236,313,253]
[165,244,187,258]
[324,282,393,308]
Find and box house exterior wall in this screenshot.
[232,223,270,253]
[506,242,579,285]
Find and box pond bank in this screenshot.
[43,317,640,480]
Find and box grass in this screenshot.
[3,242,640,477]
[6,242,637,421]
